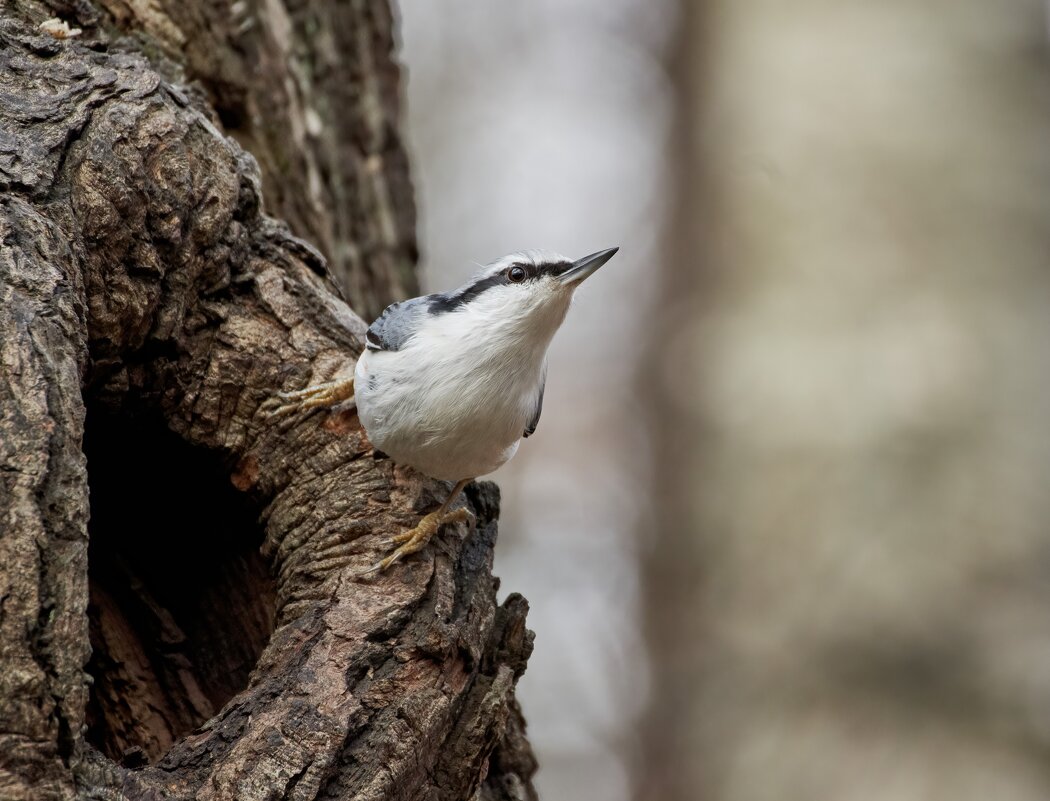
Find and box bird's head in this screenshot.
[427,247,618,346]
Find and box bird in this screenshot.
[264,246,618,574]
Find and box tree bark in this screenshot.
[0,3,537,800]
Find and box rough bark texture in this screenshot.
[0,2,537,800]
[46,0,419,322]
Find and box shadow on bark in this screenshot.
[84,406,276,766]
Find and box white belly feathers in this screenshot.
[354,340,537,481]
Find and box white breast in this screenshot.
[354,330,539,481]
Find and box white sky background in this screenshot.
[395,2,674,799]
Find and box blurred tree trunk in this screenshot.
[0,3,536,800]
[636,1,710,799]
[642,3,1050,801]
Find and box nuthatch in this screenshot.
[266,247,618,573]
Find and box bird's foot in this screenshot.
[261,377,355,418]
[356,507,475,577]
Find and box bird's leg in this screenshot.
[358,478,474,575]
[262,376,355,418]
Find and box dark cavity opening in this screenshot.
[83,406,276,766]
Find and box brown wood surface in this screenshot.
[0,3,536,799]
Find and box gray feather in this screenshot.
[523,380,544,438]
[366,297,431,352]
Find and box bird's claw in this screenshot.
[351,560,385,578]
[354,506,475,579]
[261,377,356,418]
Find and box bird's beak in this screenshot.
[557,247,618,286]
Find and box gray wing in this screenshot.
[365,296,431,352]
[523,380,544,438]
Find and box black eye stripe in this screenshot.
[509,260,573,281]
[428,272,509,314]
[427,258,574,315]
[537,259,573,277]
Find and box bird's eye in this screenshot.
[508,265,527,283]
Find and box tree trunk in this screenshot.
[0,3,537,800]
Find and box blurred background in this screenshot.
[397,1,1050,800]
